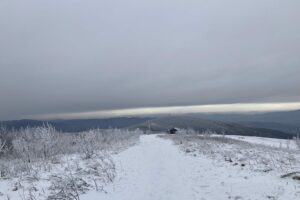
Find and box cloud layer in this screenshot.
[0,0,300,120]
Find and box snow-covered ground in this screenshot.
[226,135,298,150]
[1,134,300,200]
[82,134,300,200]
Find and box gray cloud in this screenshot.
[0,0,300,120]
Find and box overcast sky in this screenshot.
[1,0,300,120]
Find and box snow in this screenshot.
[1,134,299,199]
[81,134,300,200]
[226,135,298,150]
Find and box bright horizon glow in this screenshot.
[27,102,300,120]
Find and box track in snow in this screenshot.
[82,134,299,200]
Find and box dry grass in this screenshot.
[162,131,300,173]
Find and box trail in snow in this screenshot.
[82,134,299,200]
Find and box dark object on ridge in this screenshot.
[169,128,178,134]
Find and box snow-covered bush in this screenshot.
[174,128,198,135]
[12,124,60,163]
[0,126,10,155]
[0,138,9,177]
[0,126,141,199]
[1,126,141,178]
[48,155,116,199]
[294,135,300,150]
[70,128,142,159]
[0,127,13,178]
[76,130,100,159]
[9,126,141,164]
[100,128,142,151]
[0,138,6,154]
[162,130,300,173]
[48,175,88,200]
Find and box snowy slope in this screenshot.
[81,134,300,200]
[226,135,298,150]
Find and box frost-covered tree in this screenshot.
[0,138,6,153]
[294,134,300,150]
[12,124,60,163]
[76,130,100,159]
[0,126,8,153]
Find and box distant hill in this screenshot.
[131,116,294,139]
[1,110,298,138]
[191,110,300,124]
[0,117,152,132]
[235,121,300,135]
[190,110,300,135]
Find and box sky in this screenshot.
[0,0,300,120]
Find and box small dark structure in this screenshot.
[168,128,178,134]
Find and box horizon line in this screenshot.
[20,102,300,121]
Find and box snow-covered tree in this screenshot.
[294,134,300,150]
[76,130,100,159]
[0,126,8,154]
[0,138,6,153]
[12,124,60,163]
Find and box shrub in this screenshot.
[12,124,60,163]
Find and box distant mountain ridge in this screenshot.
[190,110,300,134]
[235,121,300,135]
[130,116,294,139]
[191,110,300,124]
[1,110,299,139]
[0,117,152,132]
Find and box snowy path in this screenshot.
[82,134,299,200]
